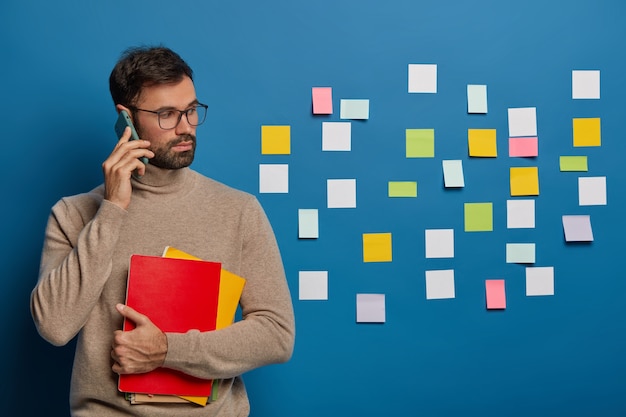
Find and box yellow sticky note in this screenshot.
[464,203,493,232]
[388,181,417,197]
[261,125,291,154]
[573,118,601,147]
[363,233,392,262]
[468,129,497,157]
[510,167,539,196]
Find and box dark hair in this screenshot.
[109,46,194,107]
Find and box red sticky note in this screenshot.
[312,87,333,114]
[509,137,538,157]
[486,279,506,309]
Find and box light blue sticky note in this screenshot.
[340,99,370,120]
[298,209,319,239]
[506,243,536,264]
[442,160,465,188]
[467,84,488,114]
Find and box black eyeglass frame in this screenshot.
[129,103,208,130]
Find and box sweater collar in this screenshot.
[131,163,191,192]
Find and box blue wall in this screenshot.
[3,1,626,415]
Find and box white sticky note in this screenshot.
[259,164,288,193]
[322,122,351,151]
[298,209,319,239]
[425,269,455,300]
[327,179,356,208]
[442,160,465,188]
[425,229,454,258]
[506,243,536,264]
[408,64,437,93]
[572,70,600,99]
[340,99,369,120]
[578,176,607,206]
[467,84,488,113]
[507,199,535,229]
[562,215,594,242]
[299,271,328,300]
[526,266,554,296]
[356,293,385,323]
[508,107,537,137]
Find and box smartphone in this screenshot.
[114,110,149,165]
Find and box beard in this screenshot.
[149,134,196,169]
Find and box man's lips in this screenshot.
[171,141,194,152]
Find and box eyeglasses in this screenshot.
[130,103,208,130]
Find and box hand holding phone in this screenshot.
[114,110,149,166]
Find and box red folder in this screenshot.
[118,254,221,396]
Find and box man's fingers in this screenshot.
[116,303,148,326]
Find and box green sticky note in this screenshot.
[340,99,370,120]
[388,181,417,197]
[506,243,536,263]
[464,202,493,232]
[560,156,588,172]
[406,129,435,158]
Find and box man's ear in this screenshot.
[115,104,134,122]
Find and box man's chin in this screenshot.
[150,151,195,169]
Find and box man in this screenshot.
[30,46,295,416]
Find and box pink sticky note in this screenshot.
[486,279,506,309]
[509,137,538,157]
[312,87,333,115]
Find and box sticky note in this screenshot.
[468,129,497,157]
[572,70,600,99]
[408,64,437,93]
[327,179,356,208]
[425,270,455,300]
[578,176,607,206]
[388,181,417,198]
[406,129,435,158]
[509,137,538,157]
[506,243,536,264]
[507,199,535,229]
[340,99,369,120]
[560,156,588,172]
[259,164,288,193]
[356,294,386,323]
[508,107,537,137]
[573,118,601,147]
[298,209,319,239]
[510,167,539,196]
[363,233,392,262]
[562,215,593,242]
[442,160,465,188]
[486,279,506,310]
[425,229,454,258]
[312,87,333,114]
[322,122,351,151]
[467,84,488,113]
[464,203,493,232]
[526,267,554,296]
[261,125,290,155]
[299,271,328,300]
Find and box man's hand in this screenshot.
[102,127,154,210]
[111,304,167,375]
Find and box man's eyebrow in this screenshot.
[153,99,200,112]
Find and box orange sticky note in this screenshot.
[486,279,506,309]
[312,87,333,115]
[468,129,497,157]
[509,137,538,157]
[573,118,601,147]
[510,167,539,196]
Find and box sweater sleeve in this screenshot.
[30,196,127,346]
[162,197,295,379]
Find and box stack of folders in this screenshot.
[120,247,246,406]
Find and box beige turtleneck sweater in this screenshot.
[31,164,295,417]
